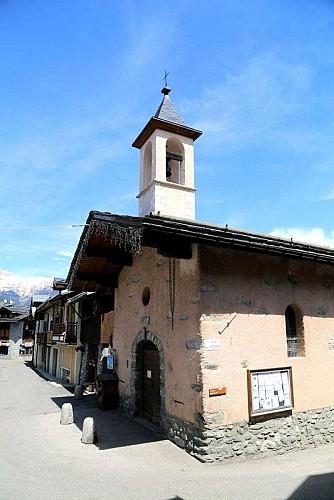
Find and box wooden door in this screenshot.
[142,347,160,424]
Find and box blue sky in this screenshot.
[1,0,334,279]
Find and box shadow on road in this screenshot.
[287,472,334,499]
[50,394,164,451]
[26,360,165,451]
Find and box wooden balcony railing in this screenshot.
[47,330,65,344]
[44,322,77,345]
[53,323,66,335]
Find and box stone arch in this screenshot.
[131,328,165,421]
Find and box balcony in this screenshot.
[47,331,64,344]
[45,322,77,345]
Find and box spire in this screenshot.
[154,86,186,126]
[132,86,202,149]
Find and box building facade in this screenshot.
[0,305,29,357]
[66,87,334,463]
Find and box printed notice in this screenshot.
[249,368,292,415]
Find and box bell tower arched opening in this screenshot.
[166,138,184,184]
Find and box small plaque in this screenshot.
[203,339,221,350]
[209,387,227,397]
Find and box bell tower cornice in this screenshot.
[132,116,202,149]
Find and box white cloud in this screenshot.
[181,52,313,148]
[270,227,334,248]
[123,2,181,73]
[320,186,334,201]
[57,250,74,258]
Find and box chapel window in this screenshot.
[285,304,305,357]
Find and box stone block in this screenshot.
[186,339,201,350]
[174,436,186,448]
[82,417,97,444]
[60,403,74,425]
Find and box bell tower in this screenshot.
[132,86,202,220]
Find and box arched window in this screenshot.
[285,304,305,357]
[166,138,184,184]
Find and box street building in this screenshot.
[62,87,334,462]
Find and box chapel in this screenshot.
[67,86,334,462]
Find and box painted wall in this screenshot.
[113,245,202,424]
[198,245,334,425]
[59,345,77,384]
[114,240,334,431]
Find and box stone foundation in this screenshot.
[163,406,334,463]
[118,392,134,414]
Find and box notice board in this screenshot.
[248,367,293,417]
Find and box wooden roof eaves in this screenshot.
[67,211,334,292]
[132,117,202,149]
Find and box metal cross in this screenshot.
[163,70,169,87]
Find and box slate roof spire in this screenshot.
[132,86,201,149]
[154,86,186,126]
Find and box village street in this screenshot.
[0,357,334,500]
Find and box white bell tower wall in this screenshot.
[137,129,196,220]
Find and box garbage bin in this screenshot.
[97,373,119,410]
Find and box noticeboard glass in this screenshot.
[248,367,293,416]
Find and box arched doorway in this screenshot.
[132,330,164,425]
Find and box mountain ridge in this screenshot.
[0,269,55,306]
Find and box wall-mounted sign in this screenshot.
[209,387,227,397]
[248,367,293,417]
[203,339,221,350]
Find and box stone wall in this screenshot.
[8,323,23,357]
[164,406,334,463]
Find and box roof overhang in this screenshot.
[67,211,334,293]
[132,117,202,149]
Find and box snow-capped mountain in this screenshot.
[0,269,55,306]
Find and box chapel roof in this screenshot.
[67,211,334,292]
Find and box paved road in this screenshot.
[1,357,334,500]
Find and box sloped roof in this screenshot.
[132,87,202,149]
[0,305,29,323]
[154,87,186,125]
[67,211,334,292]
[0,305,28,316]
[35,290,75,313]
[32,294,51,305]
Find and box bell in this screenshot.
[166,158,172,177]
